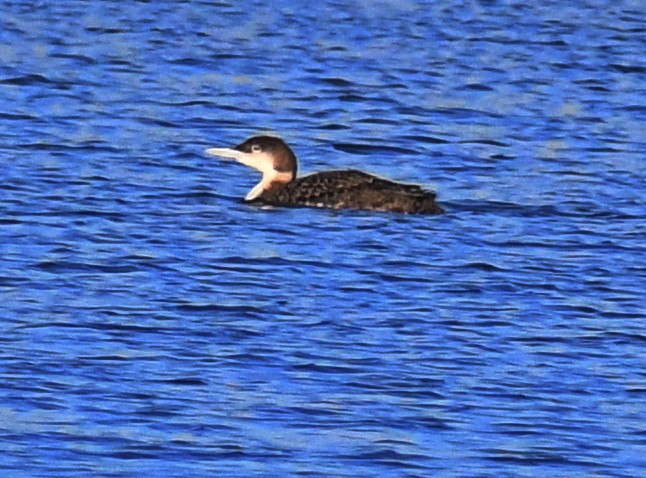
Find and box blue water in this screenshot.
[1,1,645,476]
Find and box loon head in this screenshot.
[205,136,297,201]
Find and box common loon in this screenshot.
[205,135,443,214]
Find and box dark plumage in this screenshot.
[205,135,443,214]
[255,169,443,214]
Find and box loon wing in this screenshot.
[296,170,428,194]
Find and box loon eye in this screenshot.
[251,144,262,153]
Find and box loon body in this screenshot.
[205,136,443,214]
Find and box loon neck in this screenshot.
[246,170,293,200]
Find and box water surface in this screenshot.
[1,1,645,477]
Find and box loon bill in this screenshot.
[205,135,443,214]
